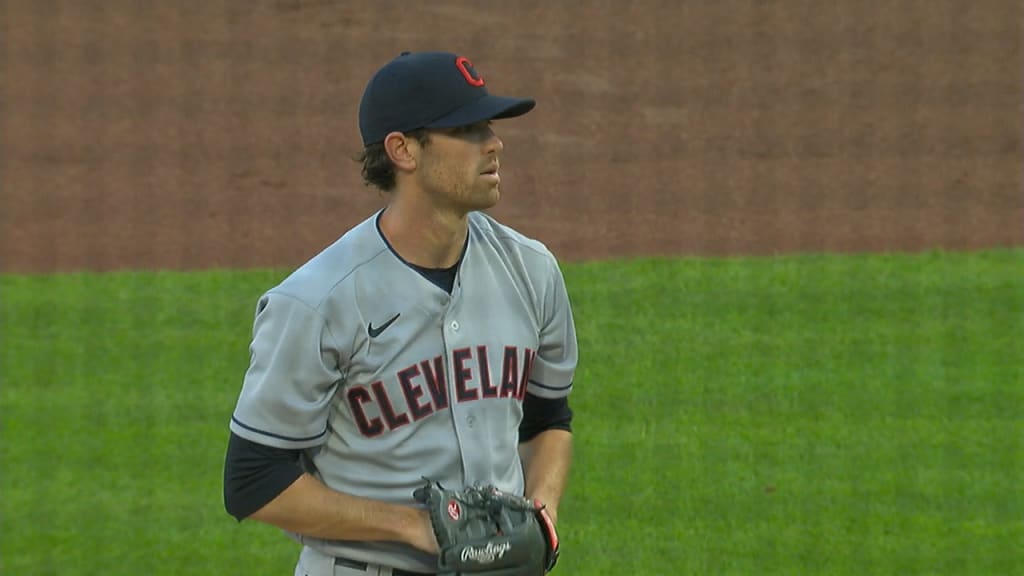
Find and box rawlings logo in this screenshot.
[461,541,512,564]
[447,500,461,521]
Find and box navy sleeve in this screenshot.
[518,392,573,443]
[223,431,305,521]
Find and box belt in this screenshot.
[334,556,435,576]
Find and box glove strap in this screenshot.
[534,501,560,572]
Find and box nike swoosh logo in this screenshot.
[367,313,401,338]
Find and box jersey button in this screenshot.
[466,415,476,427]
[450,320,460,331]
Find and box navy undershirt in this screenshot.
[408,260,460,294]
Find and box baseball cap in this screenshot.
[358,51,536,146]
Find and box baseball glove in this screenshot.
[413,479,560,575]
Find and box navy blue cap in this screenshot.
[358,51,536,146]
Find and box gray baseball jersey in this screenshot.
[229,210,578,572]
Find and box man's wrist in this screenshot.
[529,495,559,525]
[543,506,558,526]
[400,507,438,554]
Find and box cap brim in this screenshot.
[425,94,536,129]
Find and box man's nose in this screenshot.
[484,127,504,153]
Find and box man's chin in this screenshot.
[470,187,501,211]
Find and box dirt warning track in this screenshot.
[2,1,1020,273]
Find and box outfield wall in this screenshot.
[2,0,1020,273]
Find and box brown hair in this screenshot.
[357,130,431,192]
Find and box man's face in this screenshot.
[415,121,505,212]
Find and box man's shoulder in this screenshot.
[269,212,387,308]
[469,211,557,264]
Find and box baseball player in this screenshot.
[223,51,578,576]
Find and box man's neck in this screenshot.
[379,198,469,269]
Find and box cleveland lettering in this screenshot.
[346,345,537,437]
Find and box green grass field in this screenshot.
[2,249,1022,575]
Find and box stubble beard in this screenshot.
[444,180,501,214]
[419,163,501,214]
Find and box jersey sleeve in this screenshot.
[229,291,343,449]
[527,257,578,399]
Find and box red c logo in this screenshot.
[455,56,485,87]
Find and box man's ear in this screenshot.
[384,132,418,172]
